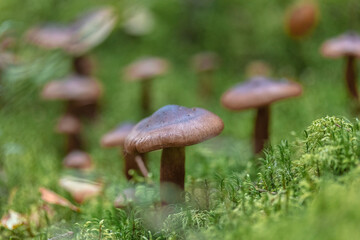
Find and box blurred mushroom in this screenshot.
[101,122,148,180]
[321,32,360,100]
[56,114,83,153]
[41,74,102,118]
[27,7,116,119]
[59,176,102,204]
[124,57,169,116]
[125,105,224,204]
[26,24,74,50]
[27,7,116,76]
[63,150,92,170]
[221,76,302,154]
[285,2,318,39]
[192,52,219,98]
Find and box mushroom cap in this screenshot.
[41,74,102,101]
[101,122,135,148]
[124,105,224,154]
[26,24,74,50]
[321,32,360,58]
[192,52,219,72]
[59,176,102,203]
[66,7,117,55]
[124,57,169,81]
[221,76,302,111]
[285,3,318,38]
[63,150,92,170]
[55,114,82,135]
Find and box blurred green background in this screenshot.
[1,0,360,239]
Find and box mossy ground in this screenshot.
[1,0,360,239]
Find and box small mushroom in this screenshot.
[124,105,224,204]
[101,122,148,180]
[221,76,302,154]
[191,52,219,98]
[63,150,92,170]
[56,114,83,153]
[59,176,102,204]
[285,2,318,39]
[321,32,360,100]
[41,74,102,118]
[26,24,74,50]
[124,57,169,116]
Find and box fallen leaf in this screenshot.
[59,176,102,204]
[39,187,80,212]
[1,210,26,230]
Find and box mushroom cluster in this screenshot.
[28,7,116,119]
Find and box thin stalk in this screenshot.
[254,105,270,154]
[160,147,185,204]
[122,150,148,180]
[66,134,82,154]
[141,80,152,117]
[73,55,93,76]
[345,55,358,100]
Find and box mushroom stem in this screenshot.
[160,147,185,204]
[198,71,213,98]
[73,55,93,76]
[254,105,270,154]
[134,154,149,178]
[345,55,358,100]
[66,134,83,154]
[122,150,148,180]
[141,79,152,116]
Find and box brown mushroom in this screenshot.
[221,76,302,154]
[321,32,360,100]
[63,150,92,170]
[124,105,224,204]
[285,2,318,39]
[101,122,148,180]
[56,114,83,153]
[41,74,102,118]
[191,52,219,98]
[124,57,169,116]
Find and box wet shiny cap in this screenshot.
[124,57,169,81]
[101,122,135,148]
[321,32,360,58]
[26,24,73,50]
[63,150,92,170]
[221,76,302,110]
[56,114,82,135]
[124,105,224,153]
[41,75,102,101]
[192,52,218,72]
